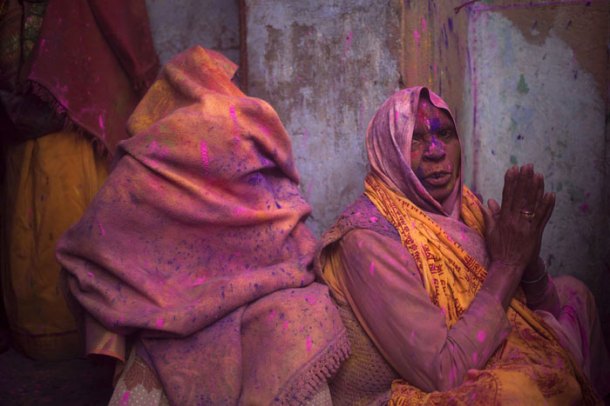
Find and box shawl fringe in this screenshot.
[275,329,351,405]
[23,79,110,158]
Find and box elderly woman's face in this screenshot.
[408,97,460,203]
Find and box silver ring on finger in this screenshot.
[520,209,535,220]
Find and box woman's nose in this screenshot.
[423,136,445,160]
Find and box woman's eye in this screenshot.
[438,129,454,139]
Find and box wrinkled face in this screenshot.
[408,96,460,204]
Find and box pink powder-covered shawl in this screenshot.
[57,46,348,405]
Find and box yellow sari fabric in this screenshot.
[2,130,108,360]
[363,175,598,405]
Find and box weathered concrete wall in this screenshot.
[461,1,610,341]
[245,0,402,236]
[145,0,240,65]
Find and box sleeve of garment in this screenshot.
[85,315,126,363]
[521,260,561,317]
[88,0,160,94]
[335,229,512,392]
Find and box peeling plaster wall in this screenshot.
[400,1,470,122]
[145,0,240,65]
[462,2,609,339]
[246,0,402,236]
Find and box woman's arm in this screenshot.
[335,229,512,392]
[481,165,558,315]
[520,257,561,316]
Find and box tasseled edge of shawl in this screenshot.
[273,329,351,405]
[23,79,110,159]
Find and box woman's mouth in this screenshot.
[424,171,452,186]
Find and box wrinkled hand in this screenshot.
[482,165,555,273]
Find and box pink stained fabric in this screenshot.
[56,46,349,405]
[317,86,610,399]
[23,0,160,154]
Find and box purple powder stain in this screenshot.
[305,296,317,305]
[578,202,590,214]
[87,271,94,278]
[283,321,290,331]
[421,17,427,32]
[413,30,421,47]
[149,140,169,159]
[369,216,378,223]
[200,141,209,171]
[369,261,376,275]
[268,309,277,320]
[306,336,313,352]
[97,221,106,237]
[229,105,239,130]
[476,330,486,342]
[257,124,271,138]
[343,31,353,56]
[121,391,130,405]
[98,113,105,131]
[193,277,206,286]
[156,318,164,328]
[447,17,454,32]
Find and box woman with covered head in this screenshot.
[56,46,349,405]
[317,87,610,404]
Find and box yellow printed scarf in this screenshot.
[364,175,598,405]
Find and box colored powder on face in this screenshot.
[97,221,106,237]
[369,261,376,275]
[447,17,453,32]
[121,391,130,405]
[421,17,427,32]
[156,318,164,328]
[87,271,94,278]
[306,336,313,352]
[369,216,378,223]
[476,330,486,342]
[268,309,276,320]
[200,141,209,171]
[98,113,105,131]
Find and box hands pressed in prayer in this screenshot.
[483,164,555,270]
[481,164,556,308]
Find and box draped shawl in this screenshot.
[57,46,348,405]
